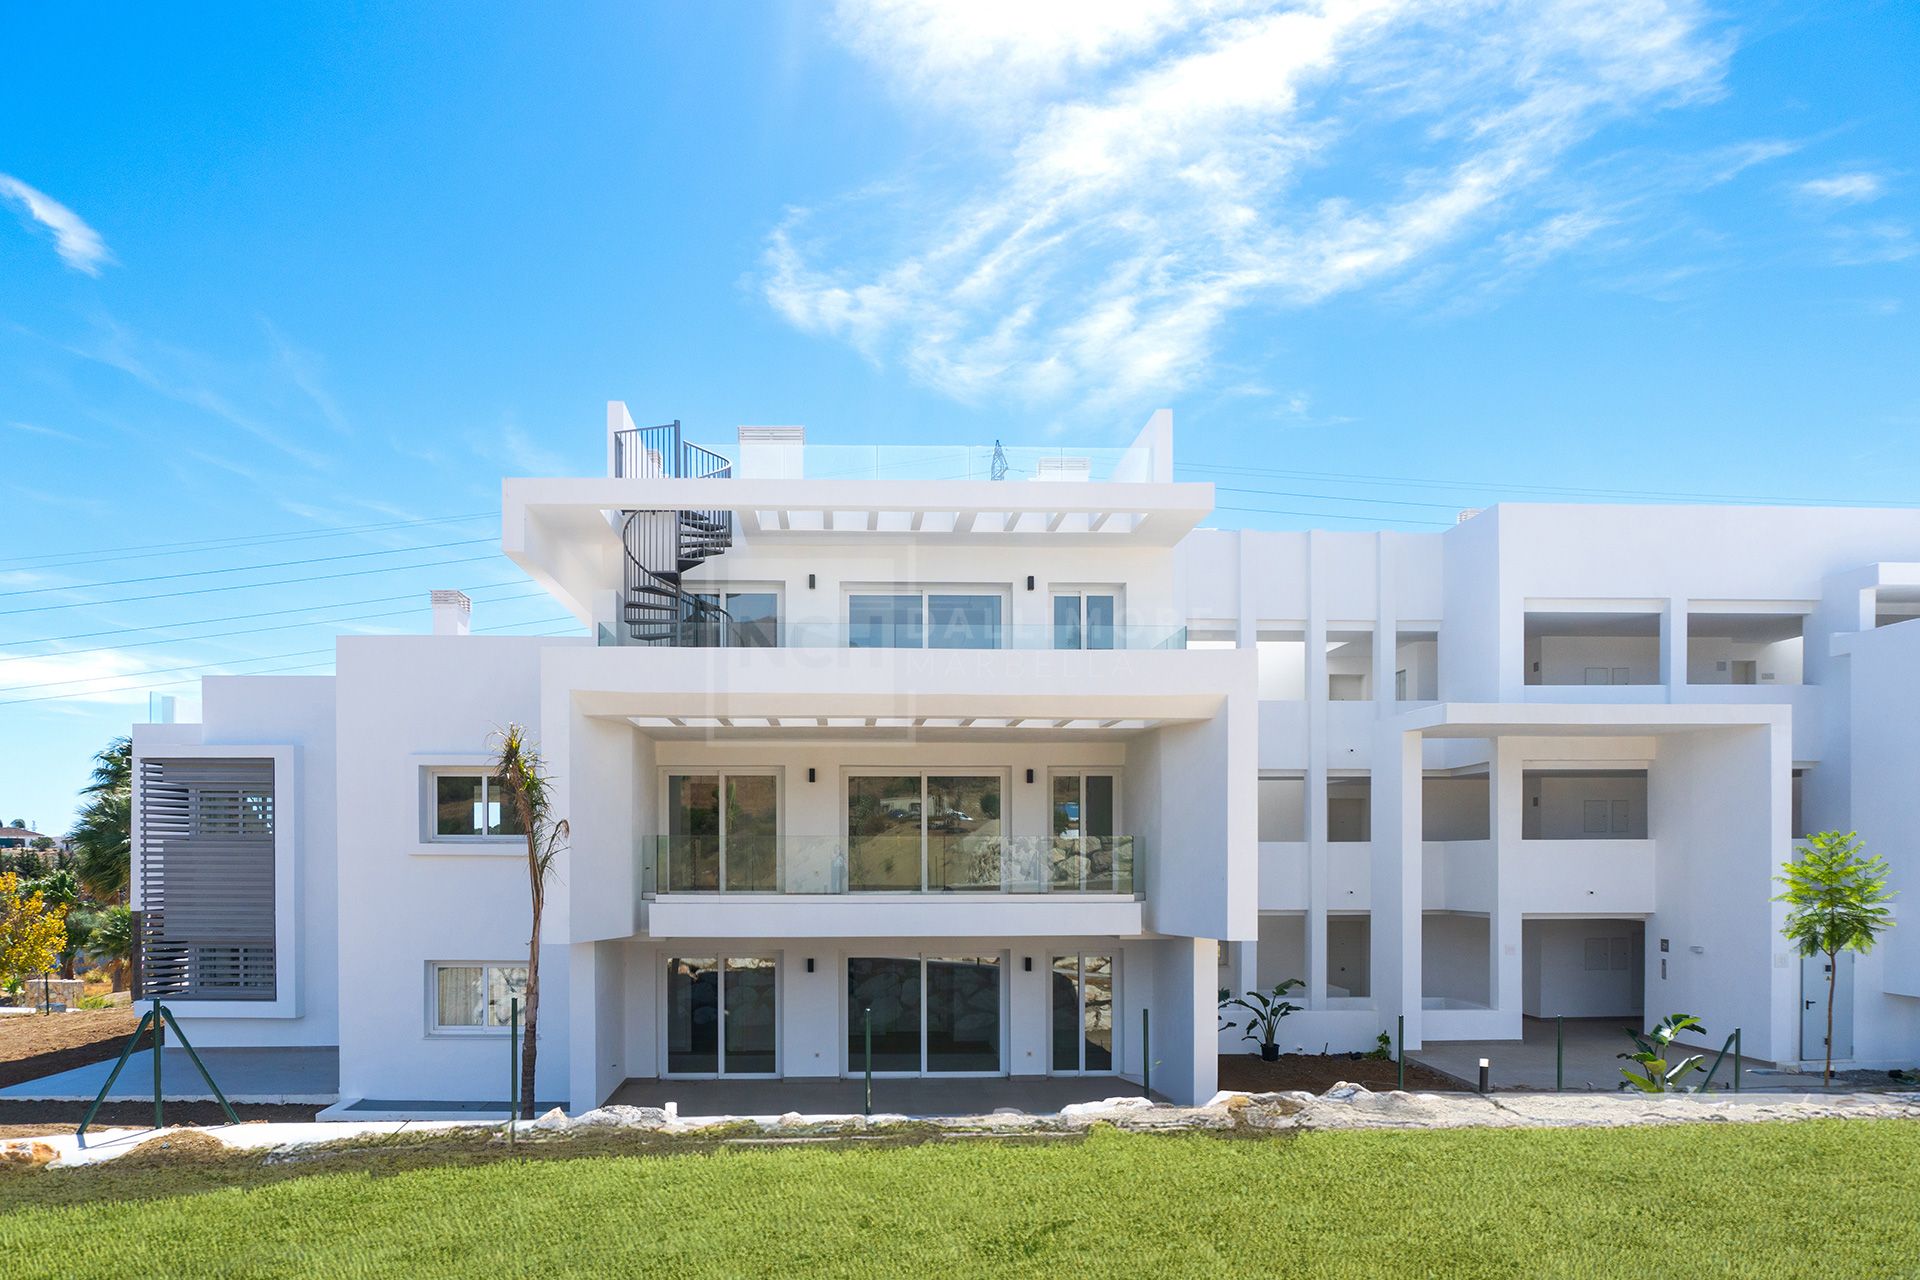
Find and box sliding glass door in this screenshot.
[1051,771,1118,891]
[847,954,1003,1075]
[847,772,1004,891]
[665,772,779,891]
[1050,953,1115,1074]
[665,956,777,1076]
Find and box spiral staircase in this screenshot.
[614,421,735,645]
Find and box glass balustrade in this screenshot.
[638,834,1140,896]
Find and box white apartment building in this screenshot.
[129,407,1920,1113]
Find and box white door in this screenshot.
[1800,951,1854,1062]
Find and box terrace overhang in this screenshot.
[502,476,1215,620]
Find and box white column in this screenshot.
[1150,937,1220,1105]
[1490,737,1525,1036]
[1370,726,1424,1046]
[1660,596,1686,696]
[1305,533,1330,1007]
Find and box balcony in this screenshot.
[1510,839,1655,915]
[640,834,1140,896]
[638,835,1147,940]
[597,621,1189,651]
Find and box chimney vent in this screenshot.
[431,590,472,636]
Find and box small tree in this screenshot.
[491,724,568,1119]
[0,872,68,998]
[1618,1013,1708,1093]
[1775,831,1896,1085]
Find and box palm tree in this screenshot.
[89,905,134,991]
[71,788,131,902]
[491,724,568,1119]
[70,737,133,902]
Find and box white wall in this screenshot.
[1521,920,1643,1018]
[1421,913,1490,1006]
[333,635,586,1105]
[1523,772,1649,839]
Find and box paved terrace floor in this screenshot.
[1412,1017,1829,1092]
[608,1075,1156,1117]
[0,1047,338,1103]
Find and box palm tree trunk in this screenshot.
[1824,948,1837,1087]
[521,875,543,1119]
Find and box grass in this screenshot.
[1,1120,1917,1277]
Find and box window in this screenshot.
[432,963,526,1033]
[1050,771,1120,891]
[433,772,525,839]
[848,955,1003,1074]
[847,772,1003,890]
[848,591,1003,649]
[1052,591,1118,650]
[1050,953,1115,1074]
[688,590,780,647]
[664,956,777,1075]
[663,772,778,891]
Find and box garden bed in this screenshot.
[1219,1051,1461,1094]
[0,1008,145,1091]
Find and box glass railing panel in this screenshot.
[639,835,1139,896]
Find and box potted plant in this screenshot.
[1219,980,1304,1061]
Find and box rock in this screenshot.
[1321,1081,1371,1102]
[566,1105,670,1130]
[528,1107,571,1131]
[0,1141,56,1167]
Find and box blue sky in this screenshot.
[1,1,1916,827]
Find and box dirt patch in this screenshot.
[0,1100,320,1139]
[0,1008,146,1090]
[1219,1052,1462,1094]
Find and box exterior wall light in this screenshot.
[808,767,817,783]
[1025,769,1034,783]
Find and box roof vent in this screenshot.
[431,590,472,636]
[1456,508,1483,524]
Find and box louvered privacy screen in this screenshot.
[138,757,276,1001]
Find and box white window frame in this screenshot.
[427,961,528,1036]
[1049,585,1125,650]
[656,767,784,892]
[1048,952,1120,1076]
[658,954,781,1078]
[686,583,784,647]
[843,767,1011,892]
[842,951,1009,1079]
[842,584,1011,650]
[424,767,520,843]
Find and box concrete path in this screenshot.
[0,1047,338,1103]
[1412,1017,1829,1092]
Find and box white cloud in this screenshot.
[0,173,113,275]
[0,650,166,706]
[771,0,1731,408]
[1798,172,1886,204]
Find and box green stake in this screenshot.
[863,1005,872,1117]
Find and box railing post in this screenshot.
[1396,1014,1405,1092]
[863,1005,872,1117]
[509,997,520,1138]
[152,999,165,1130]
[1142,1008,1151,1100]
[1556,1015,1564,1093]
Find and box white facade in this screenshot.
[130,407,1920,1113]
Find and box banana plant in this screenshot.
[1618,1013,1707,1092]
[1219,979,1304,1060]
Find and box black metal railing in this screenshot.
[613,419,733,481]
[615,420,736,644]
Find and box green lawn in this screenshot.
[2,1120,1916,1277]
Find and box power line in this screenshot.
[0,581,540,649]
[0,615,584,706]
[0,590,553,664]
[0,552,510,618]
[0,510,498,571]
[0,537,499,600]
[1210,503,1450,528]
